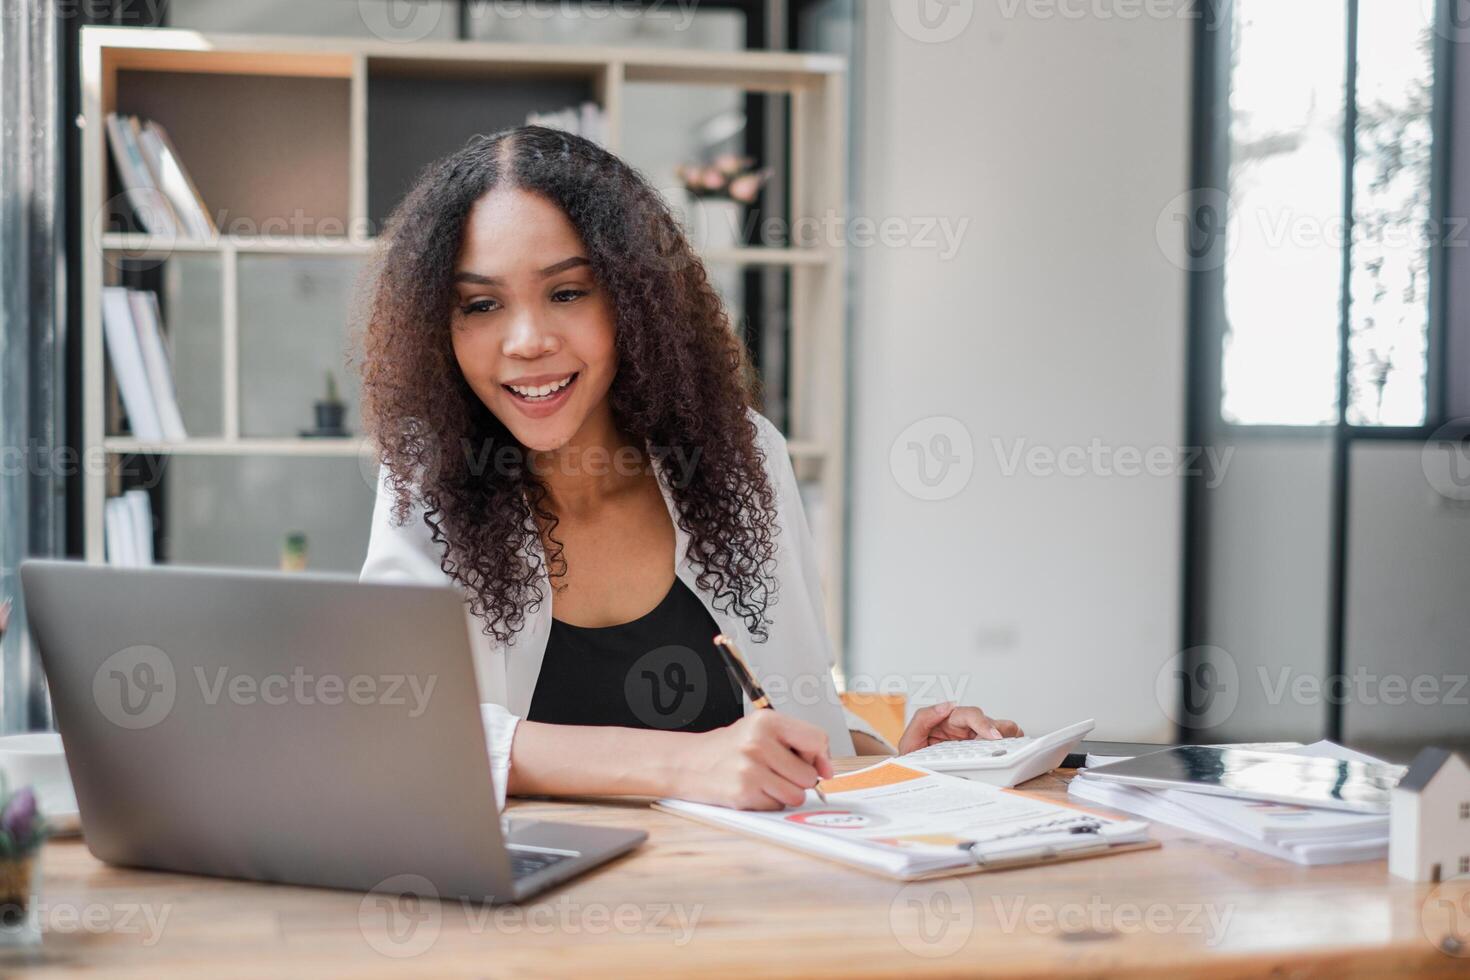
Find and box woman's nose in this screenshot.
[501,310,558,358]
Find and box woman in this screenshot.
[356,126,1019,810]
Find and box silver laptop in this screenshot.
[20,559,645,903]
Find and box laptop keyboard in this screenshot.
[507,847,575,879]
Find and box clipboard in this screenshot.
[652,785,1160,882]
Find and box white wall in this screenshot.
[846,5,1193,739]
[1345,443,1470,742]
[1201,438,1335,743]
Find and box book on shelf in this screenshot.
[105,112,214,239]
[101,285,187,444]
[104,489,154,567]
[136,118,218,239]
[525,102,605,146]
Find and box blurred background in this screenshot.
[1,0,1466,760]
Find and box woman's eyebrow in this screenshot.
[453,256,590,286]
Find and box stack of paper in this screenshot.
[102,286,187,443]
[1069,741,1391,865]
[658,760,1154,880]
[105,112,217,239]
[104,489,154,567]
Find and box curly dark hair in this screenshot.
[354,125,780,644]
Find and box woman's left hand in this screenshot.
[897,701,1023,755]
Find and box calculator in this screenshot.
[896,719,1096,787]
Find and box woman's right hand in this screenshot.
[672,711,834,810]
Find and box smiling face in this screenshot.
[449,187,618,453]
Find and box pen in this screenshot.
[712,633,828,804]
[955,816,1103,863]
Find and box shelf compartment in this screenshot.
[236,254,366,441]
[365,57,601,228]
[107,68,353,237]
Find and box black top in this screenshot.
[526,578,744,732]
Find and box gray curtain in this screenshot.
[0,0,63,732]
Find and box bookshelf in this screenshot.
[79,26,850,649]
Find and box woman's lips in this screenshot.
[501,372,579,419]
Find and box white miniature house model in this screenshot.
[1389,747,1470,882]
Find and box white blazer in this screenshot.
[359,409,885,807]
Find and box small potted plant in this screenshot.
[304,371,348,438]
[0,783,47,945]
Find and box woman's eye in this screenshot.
[552,288,588,303]
[460,298,498,315]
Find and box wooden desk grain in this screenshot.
[1,763,1466,978]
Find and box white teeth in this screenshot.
[507,375,574,399]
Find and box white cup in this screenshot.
[0,733,74,814]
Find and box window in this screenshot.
[1460,801,1470,820]
[1460,855,1469,875]
[1211,0,1441,428]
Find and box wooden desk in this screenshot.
[3,763,1466,978]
